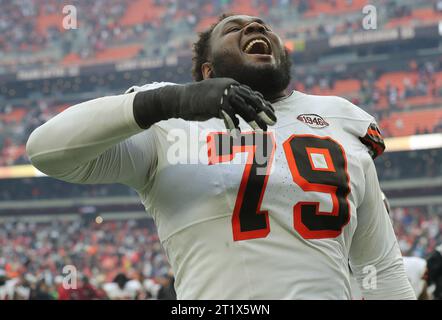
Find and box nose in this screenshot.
[243,21,266,35]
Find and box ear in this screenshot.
[201,62,214,80]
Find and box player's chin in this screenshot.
[242,52,276,65]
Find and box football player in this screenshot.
[26,14,415,299]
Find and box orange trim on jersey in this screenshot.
[367,128,382,138]
[362,136,384,157]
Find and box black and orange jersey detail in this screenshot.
[359,123,385,159]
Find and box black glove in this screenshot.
[132,78,276,131]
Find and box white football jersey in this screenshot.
[27,82,416,300]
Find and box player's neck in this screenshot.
[266,89,290,103]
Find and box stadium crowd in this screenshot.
[0,205,441,300]
[392,206,442,258]
[0,218,175,300]
[1,0,441,71]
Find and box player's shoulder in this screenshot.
[296,92,385,159]
[296,91,373,122]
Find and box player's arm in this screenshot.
[349,151,416,300]
[26,92,154,189]
[26,78,276,188]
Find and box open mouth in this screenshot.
[242,38,272,55]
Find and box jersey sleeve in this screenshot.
[349,151,416,300]
[26,90,158,191]
[327,97,385,159]
[359,122,386,159]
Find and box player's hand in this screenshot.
[177,78,277,132]
[133,78,277,131]
[222,81,277,132]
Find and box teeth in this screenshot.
[244,39,270,54]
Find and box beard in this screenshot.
[210,48,292,100]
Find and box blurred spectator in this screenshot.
[58,275,107,300]
[0,218,172,300]
[102,273,142,300]
[157,271,177,300]
[427,245,442,299]
[29,279,54,300]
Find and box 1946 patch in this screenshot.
[297,114,329,129]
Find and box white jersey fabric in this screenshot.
[349,273,363,300]
[27,82,416,300]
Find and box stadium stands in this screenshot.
[1,0,441,70]
[0,218,171,299]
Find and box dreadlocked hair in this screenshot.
[191,13,236,82]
